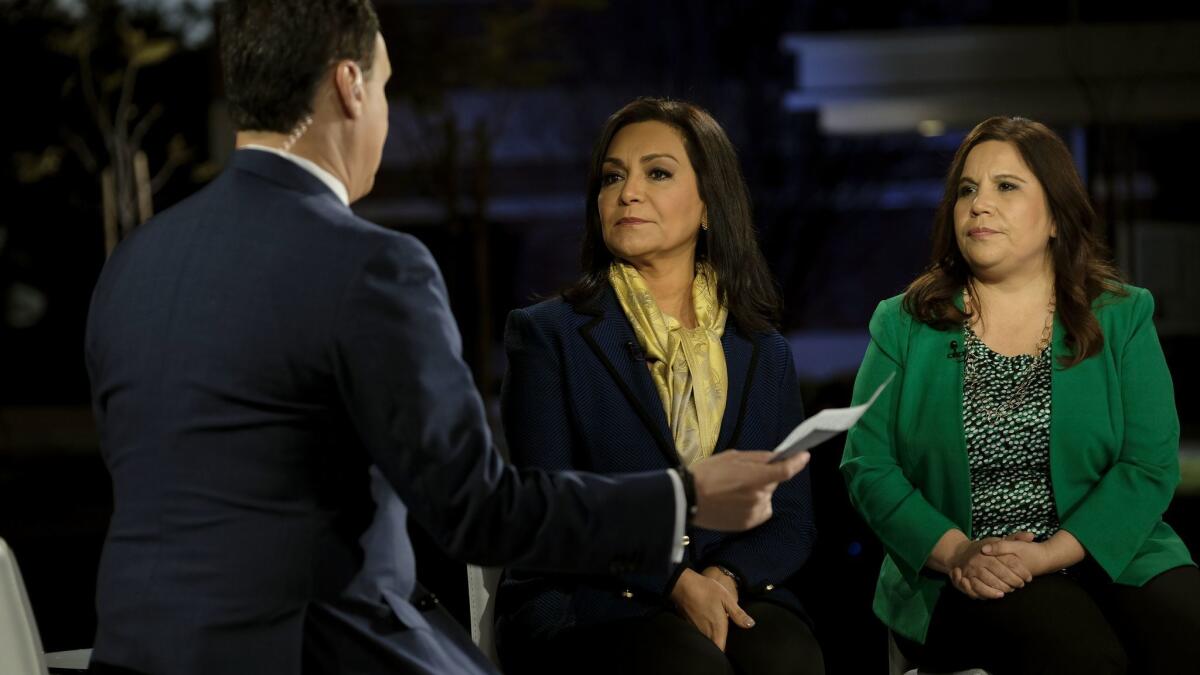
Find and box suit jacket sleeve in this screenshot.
[699,339,817,592]
[841,300,960,584]
[1059,288,1182,579]
[331,235,675,574]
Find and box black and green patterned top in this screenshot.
[962,324,1060,541]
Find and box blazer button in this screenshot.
[764,584,775,591]
[681,535,691,547]
[621,589,634,599]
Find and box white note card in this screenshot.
[769,372,895,463]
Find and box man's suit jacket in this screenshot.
[841,288,1195,643]
[495,290,817,650]
[85,150,678,674]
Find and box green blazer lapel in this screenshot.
[910,317,973,534]
[1049,312,1067,507]
[1047,309,1111,522]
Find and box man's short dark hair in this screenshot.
[220,0,380,133]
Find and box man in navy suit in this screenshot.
[84,2,810,674]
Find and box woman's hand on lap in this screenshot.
[670,568,754,651]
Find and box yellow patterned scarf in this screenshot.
[609,261,728,467]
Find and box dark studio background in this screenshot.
[2,1,1199,672]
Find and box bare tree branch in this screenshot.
[150,142,192,194]
[115,60,140,140]
[129,103,163,148]
[60,128,99,173]
[79,50,113,138]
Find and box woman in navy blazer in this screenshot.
[495,98,823,675]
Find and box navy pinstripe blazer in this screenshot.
[495,286,817,644]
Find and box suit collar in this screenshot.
[239,145,350,205]
[576,286,759,465]
[229,149,348,209]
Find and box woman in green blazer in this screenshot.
[842,116,1198,675]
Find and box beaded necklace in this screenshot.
[962,288,1055,424]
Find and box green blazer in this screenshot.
[841,285,1194,643]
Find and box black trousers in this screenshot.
[504,600,824,675]
[896,562,1200,675]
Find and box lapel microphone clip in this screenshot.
[626,340,646,363]
[947,340,964,362]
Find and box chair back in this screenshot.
[466,565,502,665]
[0,537,49,675]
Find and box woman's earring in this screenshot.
[700,220,709,231]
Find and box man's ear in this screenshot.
[333,60,365,118]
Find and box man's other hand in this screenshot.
[689,449,810,531]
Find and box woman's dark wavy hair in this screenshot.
[562,98,781,334]
[220,0,379,133]
[904,116,1125,367]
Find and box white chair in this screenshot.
[0,537,91,674]
[466,564,502,666]
[889,629,990,675]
